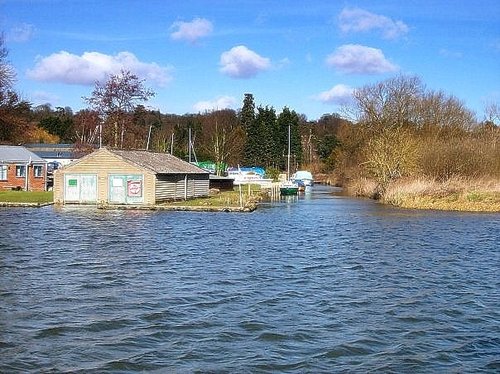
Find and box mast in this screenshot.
[188,127,192,163]
[287,123,291,181]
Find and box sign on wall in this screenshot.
[127,179,142,197]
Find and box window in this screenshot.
[0,165,7,180]
[16,165,26,177]
[34,165,43,178]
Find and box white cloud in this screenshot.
[326,44,398,74]
[8,23,36,42]
[26,51,173,86]
[170,18,213,43]
[219,45,271,79]
[339,7,409,39]
[193,96,237,112]
[315,84,354,104]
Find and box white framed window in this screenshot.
[16,165,26,177]
[0,165,7,180]
[34,165,43,178]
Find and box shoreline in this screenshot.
[342,176,500,213]
[96,203,257,212]
[0,202,54,208]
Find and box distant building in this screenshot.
[53,147,209,206]
[24,143,97,167]
[0,145,48,191]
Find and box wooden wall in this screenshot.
[53,149,156,205]
[53,148,209,205]
[155,174,209,202]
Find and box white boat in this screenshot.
[227,166,273,187]
[291,170,314,187]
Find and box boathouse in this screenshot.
[53,148,209,205]
[0,145,48,191]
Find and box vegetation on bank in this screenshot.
[346,177,500,212]
[0,190,53,204]
[165,186,264,208]
[328,76,500,212]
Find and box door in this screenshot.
[64,174,97,203]
[108,175,144,204]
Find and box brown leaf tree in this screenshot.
[83,70,155,149]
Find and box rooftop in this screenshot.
[0,145,46,163]
[110,149,208,175]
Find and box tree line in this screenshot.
[1,34,498,187]
[0,34,345,175]
[334,75,499,194]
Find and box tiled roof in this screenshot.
[0,145,46,163]
[111,149,208,174]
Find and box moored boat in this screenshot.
[280,180,299,196]
[227,166,273,187]
[280,123,299,196]
[291,170,314,187]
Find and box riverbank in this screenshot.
[0,202,53,207]
[0,188,260,211]
[345,176,500,212]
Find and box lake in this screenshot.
[1,186,499,373]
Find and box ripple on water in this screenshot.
[0,194,499,373]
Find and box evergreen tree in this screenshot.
[240,93,255,133]
[255,105,276,167]
[240,93,260,165]
[277,107,302,171]
[39,107,74,142]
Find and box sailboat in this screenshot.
[280,123,299,196]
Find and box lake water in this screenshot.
[1,186,499,373]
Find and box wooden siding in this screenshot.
[53,169,64,203]
[155,174,209,202]
[53,148,156,205]
[191,174,210,197]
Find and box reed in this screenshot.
[382,176,500,212]
[343,177,379,199]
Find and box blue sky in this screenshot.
[2,0,499,121]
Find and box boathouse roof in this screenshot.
[108,148,208,175]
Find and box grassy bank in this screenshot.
[164,186,264,208]
[0,187,263,209]
[0,190,53,204]
[346,176,500,212]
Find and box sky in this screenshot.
[1,0,499,121]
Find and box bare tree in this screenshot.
[484,101,499,125]
[84,70,155,148]
[73,109,101,144]
[418,90,476,136]
[0,34,15,92]
[340,75,481,188]
[199,109,244,174]
[351,75,424,130]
